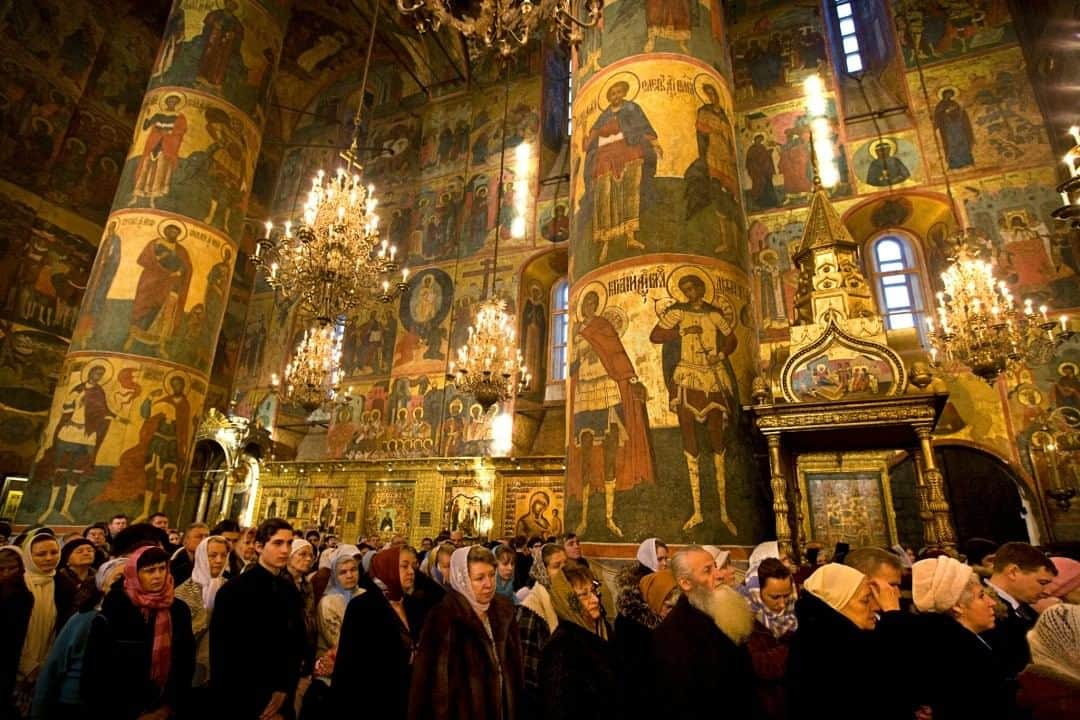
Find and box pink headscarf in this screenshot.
[1034,557,1080,613]
[123,546,175,689]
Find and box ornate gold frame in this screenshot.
[796,451,899,549]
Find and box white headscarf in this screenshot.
[1028,603,1080,683]
[19,534,58,677]
[450,546,490,615]
[192,536,228,611]
[746,541,779,580]
[636,538,663,572]
[703,545,731,569]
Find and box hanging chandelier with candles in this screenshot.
[927,243,1073,385]
[396,0,603,58]
[448,297,531,409]
[275,322,344,413]
[252,0,407,324]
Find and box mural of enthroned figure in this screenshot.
[650,272,739,534]
[568,289,655,538]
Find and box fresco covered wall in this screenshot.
[0,1,171,486]
[728,0,1076,540]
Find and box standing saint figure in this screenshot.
[865,141,911,186]
[132,94,188,207]
[521,283,547,384]
[99,374,191,521]
[745,134,779,209]
[124,223,192,356]
[197,0,244,88]
[583,80,661,262]
[568,290,655,538]
[645,0,692,52]
[649,273,739,534]
[933,88,974,169]
[37,363,120,523]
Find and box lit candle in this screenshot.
[1040,304,1049,322]
[930,347,938,364]
[926,317,935,333]
[1066,153,1079,179]
[1071,126,1080,147]
[402,268,409,282]
[1062,191,1071,207]
[1062,315,1069,333]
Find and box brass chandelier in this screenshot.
[448,297,531,408]
[396,0,603,57]
[253,0,407,324]
[927,242,1073,385]
[276,322,345,413]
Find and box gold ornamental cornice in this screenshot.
[748,393,948,433]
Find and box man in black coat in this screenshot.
[211,518,307,719]
[653,546,758,720]
[982,542,1057,679]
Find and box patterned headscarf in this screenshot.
[450,546,490,615]
[370,547,404,602]
[123,546,175,690]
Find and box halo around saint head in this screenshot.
[80,359,114,386]
[575,280,608,323]
[597,71,641,112]
[693,72,729,107]
[161,92,186,110]
[870,137,898,157]
[158,218,188,242]
[937,86,959,101]
[1060,361,1079,376]
[163,369,188,394]
[667,265,716,305]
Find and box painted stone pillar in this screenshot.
[566,1,766,544]
[24,0,291,526]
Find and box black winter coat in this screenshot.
[538,620,618,720]
[785,592,891,720]
[0,584,33,715]
[408,589,524,720]
[912,613,1009,720]
[82,583,195,720]
[333,576,425,719]
[652,594,758,720]
[210,564,307,719]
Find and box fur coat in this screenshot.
[408,589,524,720]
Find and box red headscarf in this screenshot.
[370,548,404,602]
[123,546,175,689]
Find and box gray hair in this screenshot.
[954,575,983,610]
[670,545,709,584]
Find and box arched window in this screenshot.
[870,235,927,342]
[550,278,569,382]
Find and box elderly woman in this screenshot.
[744,558,797,720]
[1018,603,1080,720]
[785,563,886,720]
[57,539,96,597]
[174,536,229,688]
[539,566,617,720]
[333,547,420,718]
[409,546,523,720]
[82,546,195,720]
[31,558,125,719]
[639,569,680,621]
[317,548,364,666]
[909,555,1004,719]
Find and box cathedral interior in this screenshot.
[2,0,1079,558]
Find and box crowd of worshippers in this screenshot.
[1,513,1078,720]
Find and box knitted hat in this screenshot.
[640,569,678,617]
[912,556,974,613]
[804,563,866,612]
[1027,603,1080,683]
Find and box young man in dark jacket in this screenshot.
[211,518,307,719]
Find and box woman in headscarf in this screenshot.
[1033,556,1080,612]
[640,569,680,621]
[82,545,194,720]
[316,546,364,677]
[1,546,33,719]
[517,543,566,720]
[13,531,76,715]
[286,537,318,676]
[1018,603,1080,720]
[611,538,666,720]
[743,557,797,720]
[423,542,455,589]
[333,546,419,718]
[539,565,616,720]
[907,555,1006,719]
[703,545,737,587]
[174,535,229,693]
[785,563,887,720]
[409,546,523,720]
[494,545,520,604]
[57,539,96,604]
[30,558,124,719]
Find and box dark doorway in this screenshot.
[890,446,1029,549]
